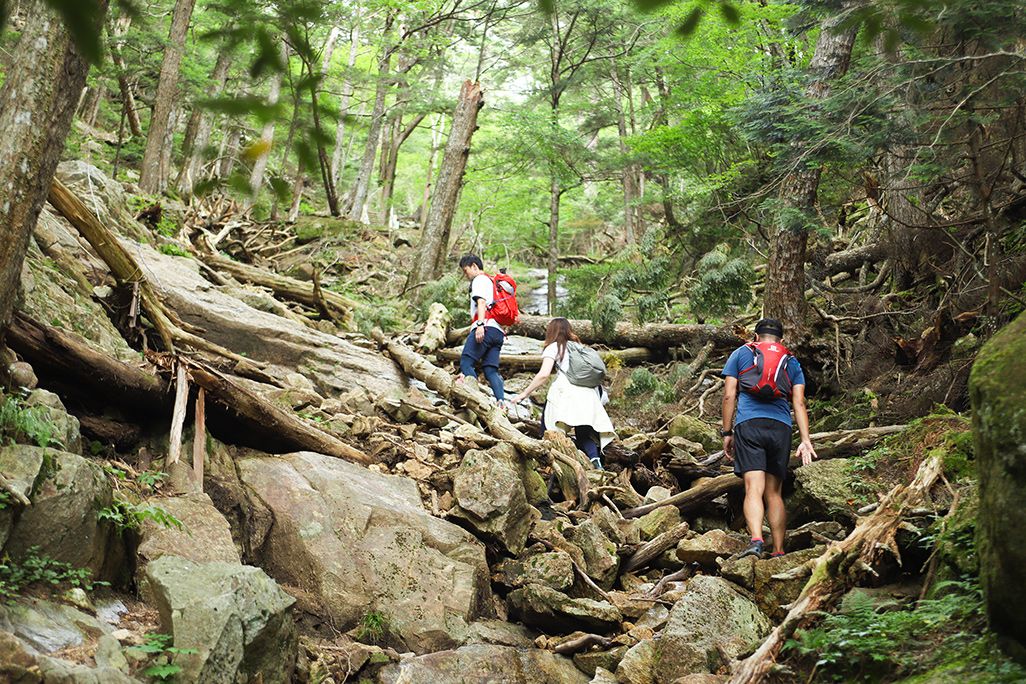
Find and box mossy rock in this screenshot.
[667,414,719,451]
[969,310,1026,647]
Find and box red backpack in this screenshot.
[738,341,794,400]
[486,271,520,326]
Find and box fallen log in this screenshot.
[193,234,358,329]
[433,346,654,370]
[417,302,451,353]
[727,455,944,684]
[623,521,690,572]
[446,314,743,350]
[371,330,551,464]
[622,474,739,519]
[823,242,887,275]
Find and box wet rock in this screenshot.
[237,451,491,653]
[574,645,629,677]
[675,529,747,567]
[667,415,719,452]
[451,444,537,555]
[637,506,681,541]
[507,583,622,633]
[790,459,858,523]
[136,493,241,597]
[145,555,297,684]
[565,520,620,590]
[493,551,574,591]
[5,448,121,579]
[376,643,588,684]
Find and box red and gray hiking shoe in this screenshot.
[737,539,765,559]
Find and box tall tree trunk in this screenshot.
[420,113,443,227]
[217,124,241,178]
[0,0,108,337]
[248,43,286,201]
[409,80,484,287]
[310,81,340,216]
[653,67,683,232]
[611,64,638,244]
[109,14,141,137]
[547,173,561,315]
[381,111,427,226]
[139,0,197,193]
[330,21,361,193]
[346,51,392,221]
[176,46,232,196]
[763,8,858,335]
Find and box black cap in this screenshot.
[755,318,784,337]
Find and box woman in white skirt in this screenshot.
[509,318,616,468]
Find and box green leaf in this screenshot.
[537,0,554,15]
[719,2,740,25]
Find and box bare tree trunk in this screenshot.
[330,21,361,193]
[408,80,484,287]
[109,14,142,137]
[346,48,392,221]
[763,7,857,335]
[80,86,104,127]
[176,46,232,196]
[217,125,241,178]
[420,113,443,226]
[248,43,286,200]
[139,0,197,193]
[0,0,108,337]
[547,173,561,315]
[611,64,638,244]
[381,111,427,226]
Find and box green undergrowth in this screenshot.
[0,546,105,603]
[0,393,56,449]
[810,388,880,432]
[131,632,197,682]
[845,408,972,506]
[785,578,1026,683]
[98,498,184,535]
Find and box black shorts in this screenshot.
[733,418,792,479]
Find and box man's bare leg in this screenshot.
[764,473,786,554]
[743,471,767,541]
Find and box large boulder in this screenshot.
[4,447,121,580]
[237,451,492,653]
[375,643,588,684]
[451,444,536,554]
[790,459,857,523]
[667,415,719,452]
[675,529,746,567]
[0,445,44,549]
[145,555,297,684]
[619,575,770,682]
[507,583,622,633]
[22,389,81,454]
[124,240,405,398]
[719,546,824,620]
[136,493,241,595]
[56,161,150,243]
[970,310,1026,651]
[493,552,574,591]
[564,520,620,590]
[0,598,113,655]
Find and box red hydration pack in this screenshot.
[485,271,520,326]
[738,341,794,400]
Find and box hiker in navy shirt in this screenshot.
[721,318,817,559]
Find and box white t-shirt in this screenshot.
[470,274,501,330]
[542,342,571,374]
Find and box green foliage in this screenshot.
[624,368,659,397]
[137,633,197,682]
[0,546,101,602]
[785,579,1026,683]
[355,610,391,644]
[687,245,754,316]
[158,243,190,258]
[0,395,55,449]
[98,499,184,535]
[419,274,470,327]
[353,297,405,336]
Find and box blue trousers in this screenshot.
[540,406,601,464]
[460,326,505,401]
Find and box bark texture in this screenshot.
[0,0,107,336]
[763,8,857,335]
[139,0,197,193]
[409,80,484,286]
[177,46,232,196]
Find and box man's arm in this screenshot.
[721,376,738,460]
[791,384,818,465]
[473,298,488,341]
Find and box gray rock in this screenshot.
[507,583,622,633]
[464,620,536,648]
[451,444,537,554]
[719,547,823,620]
[493,551,574,591]
[376,643,588,684]
[237,451,491,654]
[616,640,657,684]
[135,493,240,597]
[0,444,44,548]
[145,555,297,684]
[23,390,81,454]
[5,448,120,579]
[785,520,847,550]
[675,529,746,567]
[637,506,681,541]
[94,634,130,673]
[790,460,857,523]
[36,654,139,683]
[643,485,672,504]
[574,645,628,677]
[0,629,40,682]
[0,598,111,654]
[590,667,619,684]
[56,161,149,242]
[565,520,620,590]
[666,415,719,452]
[7,362,37,390]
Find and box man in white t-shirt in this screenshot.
[458,254,506,402]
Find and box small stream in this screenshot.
[523,267,566,316]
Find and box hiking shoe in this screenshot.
[769,551,786,558]
[589,457,603,471]
[737,540,764,559]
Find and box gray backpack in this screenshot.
[562,341,607,388]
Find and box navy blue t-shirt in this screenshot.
[722,345,805,427]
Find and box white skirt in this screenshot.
[544,373,617,450]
